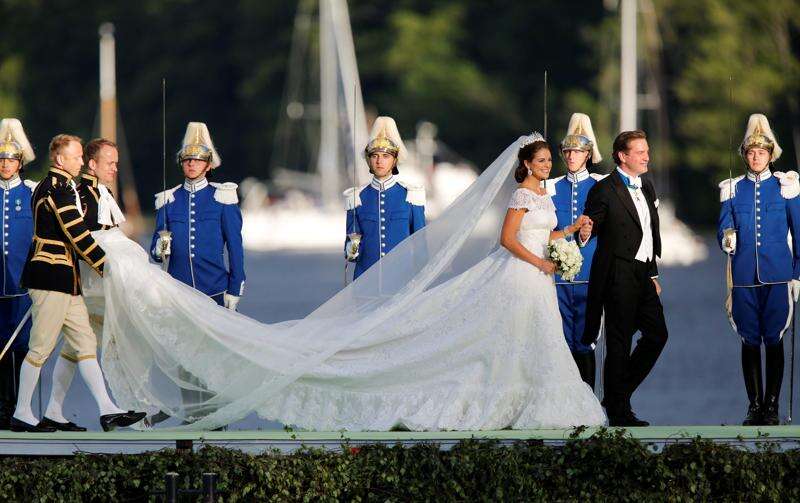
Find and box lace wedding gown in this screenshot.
[88,185,605,431]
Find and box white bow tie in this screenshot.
[97,184,126,226]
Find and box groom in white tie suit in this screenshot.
[578,130,668,427]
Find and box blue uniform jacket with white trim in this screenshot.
[718,170,800,286]
[1,177,35,296]
[344,176,425,279]
[150,179,246,296]
[545,171,606,283]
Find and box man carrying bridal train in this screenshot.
[41,138,127,432]
[11,134,144,432]
[579,130,668,427]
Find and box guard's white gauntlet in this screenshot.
[722,229,737,254]
[791,280,800,303]
[224,293,240,311]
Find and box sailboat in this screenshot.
[240,0,476,252]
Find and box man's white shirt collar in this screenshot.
[566,168,590,183]
[97,183,126,226]
[746,168,772,183]
[616,167,642,189]
[184,177,209,193]
[0,174,21,190]
[370,175,397,191]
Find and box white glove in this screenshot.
[722,229,736,254]
[224,293,240,311]
[791,280,800,303]
[154,234,172,260]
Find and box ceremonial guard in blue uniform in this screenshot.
[151,122,245,310]
[0,119,36,429]
[719,114,800,425]
[150,123,244,427]
[545,113,606,389]
[344,116,425,279]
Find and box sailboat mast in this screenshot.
[98,22,143,234]
[318,0,338,207]
[318,0,369,207]
[620,0,637,131]
[99,23,117,191]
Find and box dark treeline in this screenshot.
[0,0,797,225]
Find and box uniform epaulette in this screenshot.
[342,186,365,210]
[23,179,38,190]
[210,182,239,205]
[397,180,426,206]
[543,176,563,196]
[719,176,744,202]
[773,171,800,199]
[589,173,609,182]
[154,184,181,210]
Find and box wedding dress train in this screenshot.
[88,138,605,431]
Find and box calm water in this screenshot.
[39,235,799,430]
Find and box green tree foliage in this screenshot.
[660,0,800,176]
[0,0,796,225]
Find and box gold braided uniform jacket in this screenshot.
[78,173,113,232]
[21,168,106,295]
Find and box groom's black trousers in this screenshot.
[602,257,668,409]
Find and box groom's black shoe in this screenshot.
[605,401,649,427]
[100,411,147,432]
[9,417,57,433]
[622,409,649,427]
[40,416,87,432]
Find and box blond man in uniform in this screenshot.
[11,134,144,432]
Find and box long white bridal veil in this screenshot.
[97,137,527,430]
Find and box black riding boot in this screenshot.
[0,354,13,429]
[741,344,763,426]
[571,351,596,390]
[762,340,784,426]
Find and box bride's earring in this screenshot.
[527,169,533,177]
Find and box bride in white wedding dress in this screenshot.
[88,133,605,431]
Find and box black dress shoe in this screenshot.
[761,398,780,426]
[100,411,147,432]
[624,409,650,427]
[40,416,87,432]
[9,417,57,433]
[607,407,650,427]
[742,402,763,426]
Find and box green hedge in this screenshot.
[1,429,799,502]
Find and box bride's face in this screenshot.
[524,148,552,181]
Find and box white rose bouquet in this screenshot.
[547,238,583,281]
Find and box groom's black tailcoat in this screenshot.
[581,171,668,409]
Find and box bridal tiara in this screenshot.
[519,132,546,149]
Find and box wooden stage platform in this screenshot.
[2,426,800,456]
